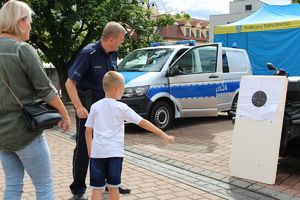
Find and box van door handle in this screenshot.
[209,74,218,78]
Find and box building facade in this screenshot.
[157,18,209,44]
[146,2,209,44]
[209,0,265,42]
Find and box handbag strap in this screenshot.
[0,74,23,108]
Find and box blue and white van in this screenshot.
[118,41,252,129]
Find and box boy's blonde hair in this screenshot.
[101,21,126,40]
[103,71,124,93]
[0,0,34,35]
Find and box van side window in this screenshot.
[176,51,194,74]
[169,49,189,66]
[222,52,229,73]
[226,51,248,72]
[173,45,217,75]
[197,46,217,73]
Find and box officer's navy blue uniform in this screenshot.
[68,41,117,195]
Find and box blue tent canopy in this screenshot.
[214,4,300,76]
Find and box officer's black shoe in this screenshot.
[73,193,88,200]
[119,186,131,194]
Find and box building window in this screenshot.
[185,28,190,37]
[196,29,201,38]
[206,31,209,39]
[245,5,252,11]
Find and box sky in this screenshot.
[154,0,292,19]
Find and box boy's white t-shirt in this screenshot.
[85,98,142,158]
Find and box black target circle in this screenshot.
[252,91,267,107]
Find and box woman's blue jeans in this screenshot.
[0,134,54,200]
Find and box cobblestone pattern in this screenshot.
[1,105,300,199]
[0,133,224,200]
[66,106,300,199]
[122,116,300,199]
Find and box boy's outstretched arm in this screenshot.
[138,119,175,144]
[85,127,93,157]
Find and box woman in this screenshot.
[0,0,71,199]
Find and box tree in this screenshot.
[0,0,169,101]
[30,0,158,101]
[292,0,300,3]
[0,0,184,101]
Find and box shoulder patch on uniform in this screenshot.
[90,49,96,55]
[74,71,81,77]
[81,44,96,54]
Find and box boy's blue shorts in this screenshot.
[89,157,123,189]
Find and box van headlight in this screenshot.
[123,86,149,98]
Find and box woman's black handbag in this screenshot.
[22,101,62,131]
[0,75,62,131]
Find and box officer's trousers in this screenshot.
[70,116,89,195]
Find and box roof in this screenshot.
[230,4,300,25]
[176,18,209,28]
[151,15,209,42]
[158,25,208,42]
[215,4,300,34]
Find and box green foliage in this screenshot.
[292,0,300,3]
[0,0,179,100]
[154,14,174,27]
[23,0,173,63]
[0,0,184,64]
[26,0,127,62]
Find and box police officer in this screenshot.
[65,21,127,200]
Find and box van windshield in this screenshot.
[118,48,174,72]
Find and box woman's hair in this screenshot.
[0,0,34,35]
[103,71,124,93]
[101,21,126,40]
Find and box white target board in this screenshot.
[230,75,288,184]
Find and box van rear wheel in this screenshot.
[150,102,173,130]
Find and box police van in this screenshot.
[118,41,252,129]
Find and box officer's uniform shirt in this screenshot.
[68,41,117,100]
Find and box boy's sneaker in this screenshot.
[73,193,88,200]
[119,186,131,194]
[105,186,131,194]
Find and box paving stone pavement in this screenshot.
[121,115,300,200]
[0,133,225,200]
[1,105,300,199]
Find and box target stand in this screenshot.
[229,75,288,184]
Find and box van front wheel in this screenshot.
[150,102,173,130]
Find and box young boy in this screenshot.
[85,71,175,200]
